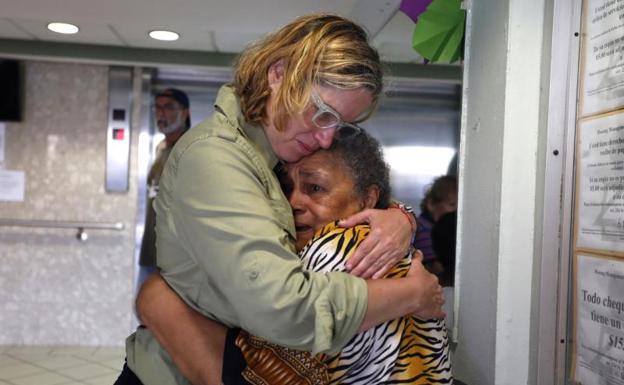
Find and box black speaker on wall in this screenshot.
[0,59,22,121]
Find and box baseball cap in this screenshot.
[155,88,191,128]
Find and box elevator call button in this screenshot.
[112,128,125,140]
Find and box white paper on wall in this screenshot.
[580,0,624,117]
[0,169,25,202]
[577,112,624,253]
[575,254,624,385]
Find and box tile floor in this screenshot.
[0,346,124,385]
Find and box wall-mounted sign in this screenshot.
[579,0,624,117]
[574,254,624,385]
[0,169,24,202]
[576,111,624,254]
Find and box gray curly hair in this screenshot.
[328,130,391,209]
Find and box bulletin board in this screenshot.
[571,1,624,383]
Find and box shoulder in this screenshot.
[298,222,370,272]
[166,115,258,177]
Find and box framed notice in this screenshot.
[576,111,624,254]
[579,0,624,117]
[574,254,624,385]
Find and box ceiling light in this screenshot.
[47,22,79,34]
[148,30,180,41]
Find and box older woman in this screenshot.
[119,13,444,385]
[237,130,452,384]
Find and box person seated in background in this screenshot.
[432,210,457,339]
[432,210,457,288]
[137,130,452,385]
[413,175,458,276]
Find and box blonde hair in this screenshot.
[233,13,383,131]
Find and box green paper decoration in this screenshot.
[411,0,466,63]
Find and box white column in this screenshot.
[454,0,551,384]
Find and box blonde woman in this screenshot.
[118,14,444,385]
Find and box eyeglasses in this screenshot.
[310,91,362,137]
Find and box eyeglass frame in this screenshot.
[310,91,363,136]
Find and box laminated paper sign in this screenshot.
[575,254,624,385]
[0,169,25,202]
[576,111,624,254]
[579,0,624,117]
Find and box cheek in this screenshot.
[165,112,177,122]
[318,194,361,223]
[309,202,337,228]
[288,112,315,136]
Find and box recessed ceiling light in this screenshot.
[47,22,79,34]
[148,30,180,41]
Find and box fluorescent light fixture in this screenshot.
[149,30,180,41]
[47,22,79,34]
[384,146,456,176]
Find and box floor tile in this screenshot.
[0,355,23,369]
[49,347,97,356]
[84,372,122,385]
[92,347,124,357]
[95,357,124,371]
[5,347,53,356]
[60,363,116,381]
[0,363,45,380]
[10,372,71,385]
[26,355,90,370]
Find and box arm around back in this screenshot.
[136,274,225,385]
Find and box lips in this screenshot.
[295,224,313,232]
[296,140,315,156]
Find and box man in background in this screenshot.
[137,88,191,288]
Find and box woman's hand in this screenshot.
[407,251,445,320]
[339,207,414,279]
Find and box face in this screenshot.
[280,151,367,251]
[154,96,188,135]
[429,191,458,222]
[264,64,373,163]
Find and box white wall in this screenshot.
[0,61,139,346]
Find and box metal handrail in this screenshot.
[0,219,125,242]
[0,219,125,230]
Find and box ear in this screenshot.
[268,60,285,89]
[362,185,380,209]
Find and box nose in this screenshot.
[287,185,306,213]
[313,127,336,149]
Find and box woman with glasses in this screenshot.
[117,13,445,385]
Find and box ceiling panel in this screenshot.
[0,18,33,39]
[113,23,217,51]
